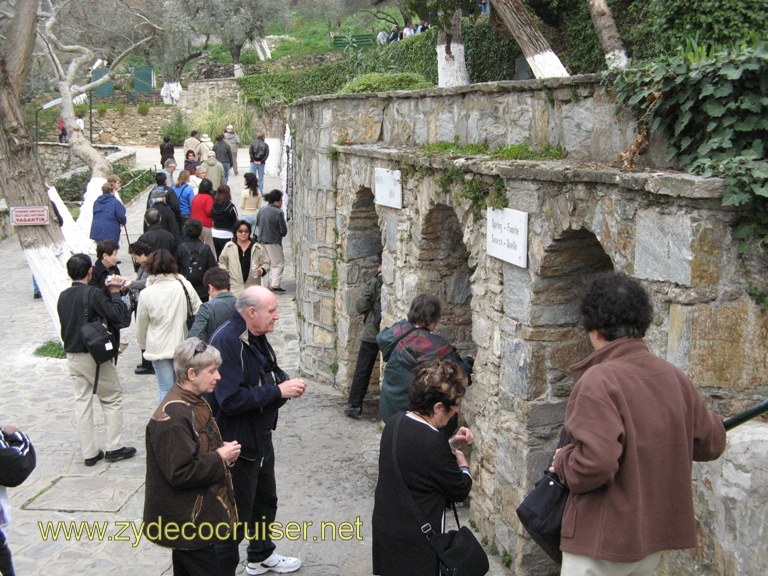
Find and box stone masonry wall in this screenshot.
[289,76,768,576]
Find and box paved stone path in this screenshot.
[0,147,504,575]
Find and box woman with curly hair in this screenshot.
[372,359,475,576]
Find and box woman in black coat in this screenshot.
[372,359,475,576]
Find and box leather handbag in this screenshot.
[79,288,117,395]
[391,413,489,576]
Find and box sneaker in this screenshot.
[105,446,137,462]
[344,405,362,419]
[246,552,301,575]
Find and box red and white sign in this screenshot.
[10,206,49,226]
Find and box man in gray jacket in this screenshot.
[188,268,237,342]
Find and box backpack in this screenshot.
[185,244,206,286]
[148,185,168,207]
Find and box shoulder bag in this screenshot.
[177,278,196,330]
[515,432,572,564]
[79,287,117,394]
[391,413,489,576]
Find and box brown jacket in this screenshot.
[143,385,237,550]
[553,337,726,562]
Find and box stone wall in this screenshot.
[37,143,122,177]
[289,76,768,576]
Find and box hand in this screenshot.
[217,441,241,466]
[548,447,563,473]
[449,427,474,451]
[278,378,307,399]
[2,425,19,436]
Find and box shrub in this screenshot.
[193,104,255,144]
[137,103,150,116]
[34,339,66,359]
[338,72,432,94]
[162,111,190,146]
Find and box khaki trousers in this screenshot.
[561,551,663,576]
[263,243,284,288]
[67,353,124,459]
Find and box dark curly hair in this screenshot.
[580,272,653,340]
[408,359,468,416]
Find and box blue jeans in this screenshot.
[152,359,175,402]
[222,162,230,183]
[0,527,15,576]
[231,431,277,563]
[250,162,266,193]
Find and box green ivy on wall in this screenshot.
[606,43,768,248]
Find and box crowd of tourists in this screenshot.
[2,122,730,576]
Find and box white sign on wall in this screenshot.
[487,208,528,268]
[374,167,402,209]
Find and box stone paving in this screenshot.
[0,147,505,575]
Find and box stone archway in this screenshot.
[409,203,475,354]
[335,186,383,391]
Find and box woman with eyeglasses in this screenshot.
[217,220,270,298]
[143,337,241,575]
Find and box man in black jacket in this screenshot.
[138,208,178,255]
[57,254,136,467]
[248,134,269,193]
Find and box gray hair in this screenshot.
[173,338,222,383]
[235,288,261,314]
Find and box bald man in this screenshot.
[208,286,306,575]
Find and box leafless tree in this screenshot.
[584,0,626,68]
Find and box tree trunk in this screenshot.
[436,11,469,88]
[0,55,73,334]
[490,0,569,78]
[254,38,272,61]
[585,0,627,68]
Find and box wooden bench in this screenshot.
[331,34,375,49]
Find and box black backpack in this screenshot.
[185,245,206,286]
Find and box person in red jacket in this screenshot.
[551,272,726,576]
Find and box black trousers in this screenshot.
[347,340,380,408]
[171,542,239,576]
[230,431,277,564]
[0,528,15,576]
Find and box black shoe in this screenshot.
[84,450,105,467]
[271,286,286,293]
[105,446,137,462]
[344,406,362,419]
[134,366,155,375]
[33,293,42,299]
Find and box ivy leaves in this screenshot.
[606,43,768,247]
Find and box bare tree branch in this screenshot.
[3,0,38,95]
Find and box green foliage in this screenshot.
[607,43,768,247]
[501,548,512,569]
[238,62,352,111]
[640,0,767,56]
[33,339,66,359]
[54,164,154,204]
[456,176,509,221]
[54,170,91,203]
[193,104,256,143]
[421,141,567,161]
[338,72,432,94]
[162,111,191,146]
[330,362,339,375]
[207,44,262,65]
[463,15,521,82]
[137,103,150,116]
[355,29,439,84]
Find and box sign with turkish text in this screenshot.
[487,208,528,268]
[10,206,49,226]
[374,168,402,209]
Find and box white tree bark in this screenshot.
[254,38,272,61]
[233,64,244,78]
[585,0,627,69]
[436,11,470,88]
[490,0,569,78]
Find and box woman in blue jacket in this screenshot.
[90,181,126,243]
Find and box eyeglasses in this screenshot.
[193,341,207,355]
[237,229,250,234]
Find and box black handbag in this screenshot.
[79,288,117,394]
[515,471,569,564]
[515,432,572,564]
[391,413,490,576]
[177,278,196,330]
